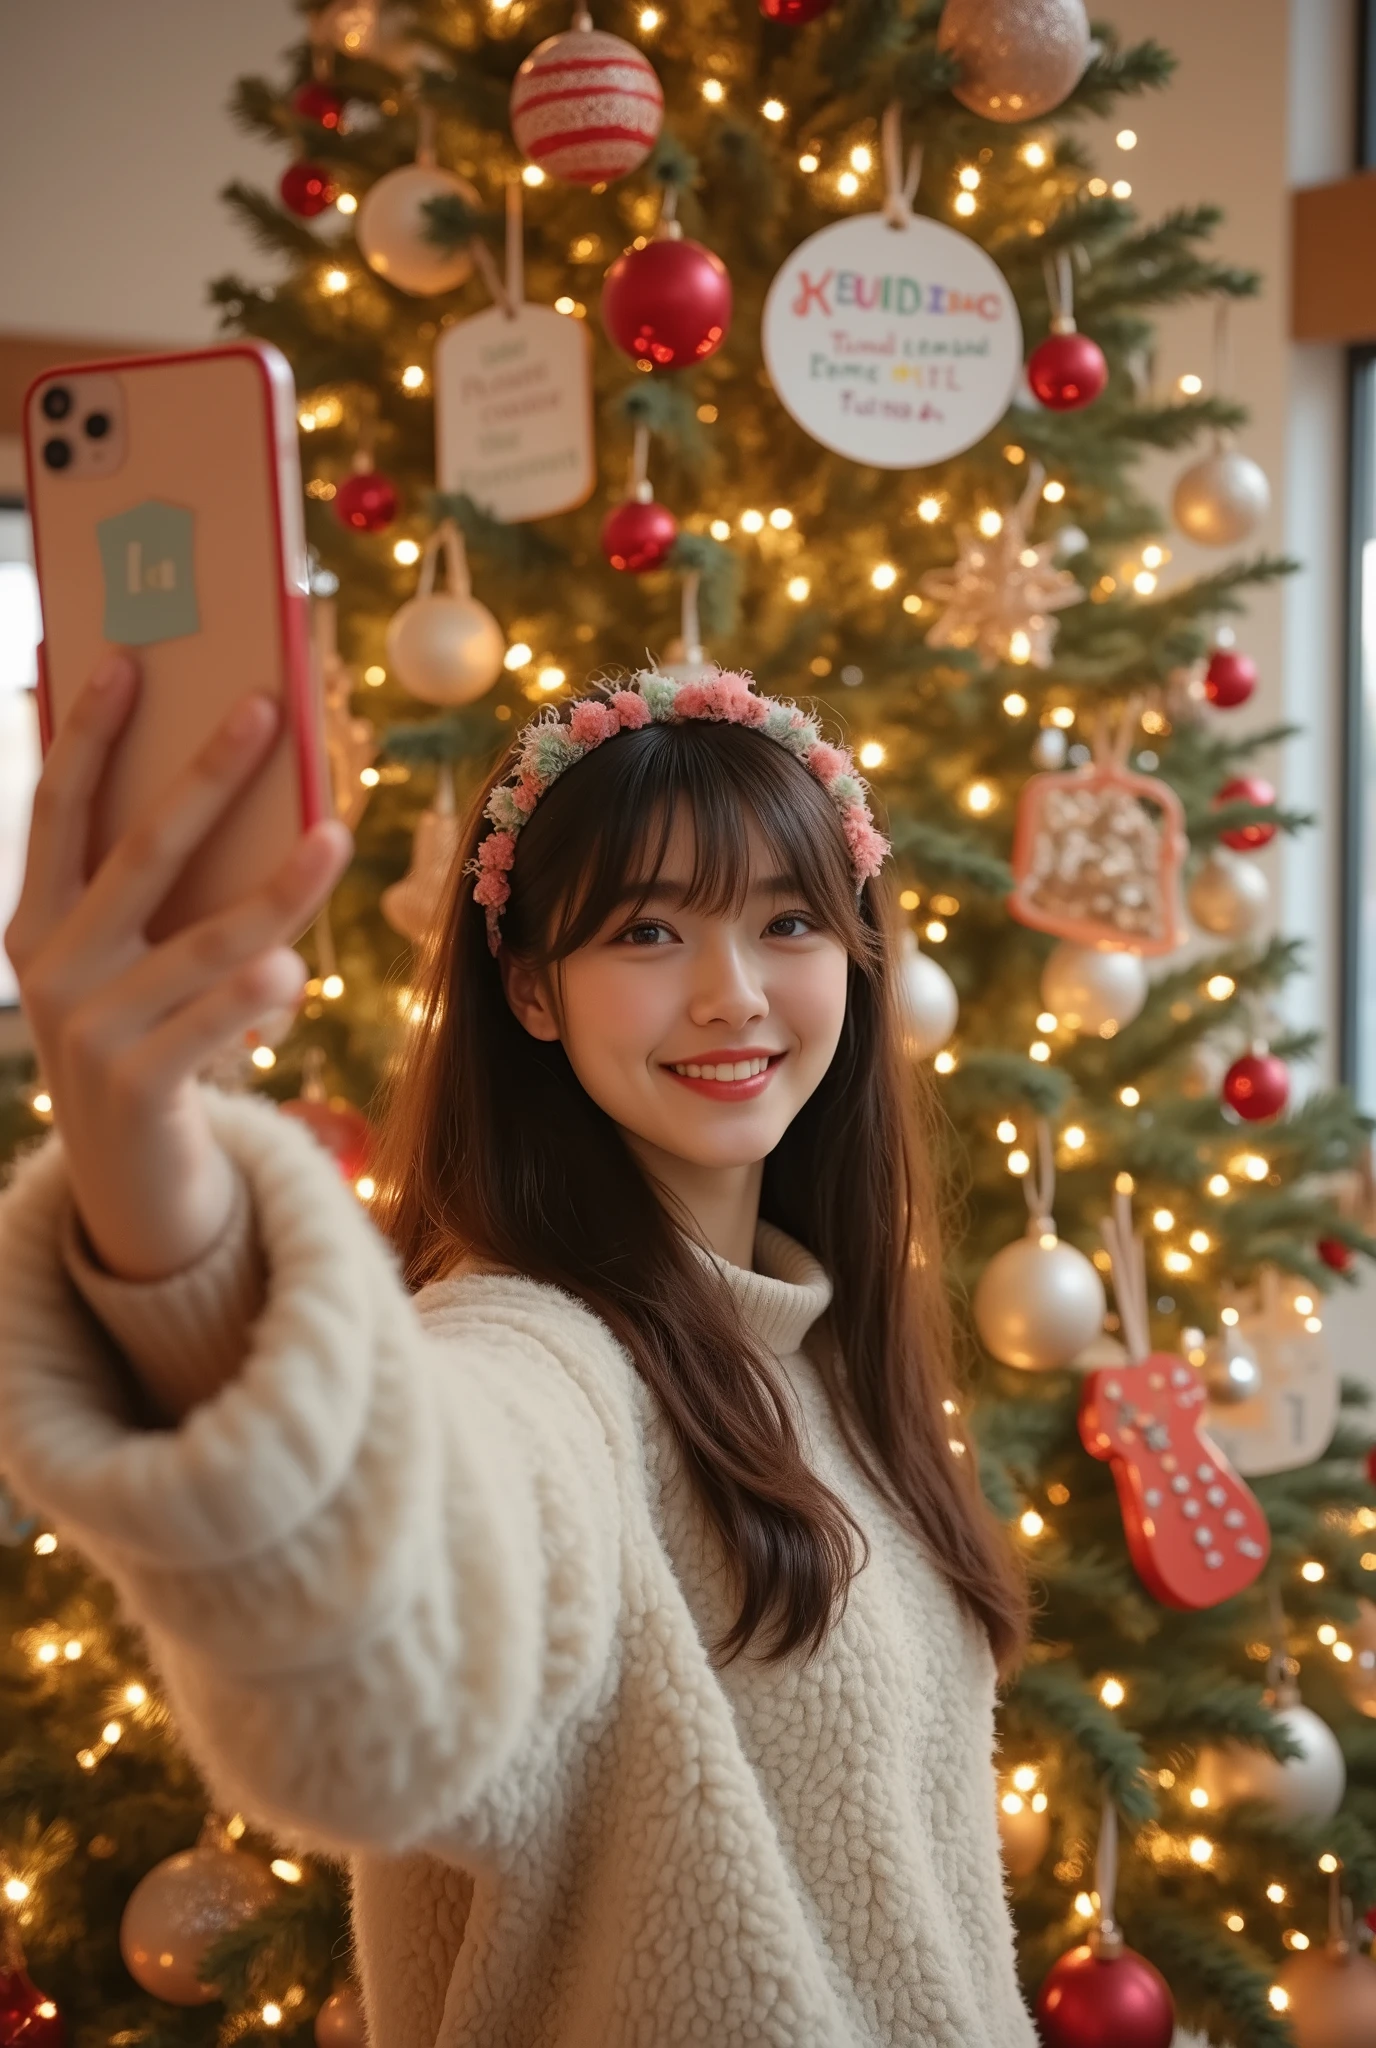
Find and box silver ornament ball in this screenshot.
[119,1842,277,2005]
[1202,1328,1262,1404]
[897,931,959,1059]
[1039,941,1148,1036]
[937,0,1091,122]
[1172,447,1271,547]
[1193,1700,1346,1825]
[356,163,480,297]
[385,591,506,705]
[973,1228,1107,1371]
[1187,849,1270,940]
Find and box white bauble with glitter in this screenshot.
[973,1226,1106,1371]
[357,162,480,296]
[1039,941,1148,1035]
[386,591,504,704]
[1172,445,1271,547]
[1187,848,1270,940]
[897,930,959,1059]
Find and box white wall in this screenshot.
[0,0,294,346]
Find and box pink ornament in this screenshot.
[1223,1050,1289,1122]
[1027,330,1108,411]
[334,469,398,534]
[600,496,677,572]
[1204,648,1257,709]
[602,235,732,370]
[509,25,662,185]
[1036,1941,1174,2048]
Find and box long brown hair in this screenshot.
[375,715,1027,1674]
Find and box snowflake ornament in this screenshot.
[919,472,1083,670]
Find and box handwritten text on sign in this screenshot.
[435,303,596,524]
[762,213,1023,469]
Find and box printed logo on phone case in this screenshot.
[96,499,199,646]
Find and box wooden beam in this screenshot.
[1293,173,1376,343]
[0,332,163,439]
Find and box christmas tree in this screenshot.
[6,1,1376,2042]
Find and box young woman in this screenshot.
[0,652,1033,2047]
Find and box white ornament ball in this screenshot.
[510,27,663,185]
[997,1794,1050,1878]
[937,0,1091,121]
[1201,1327,1262,1404]
[119,1843,277,2005]
[385,591,505,705]
[897,930,959,1059]
[315,1983,367,2047]
[356,163,481,297]
[1193,1700,1346,1825]
[1031,725,1068,770]
[1172,446,1271,547]
[973,1228,1107,1371]
[1187,849,1270,940]
[1039,942,1148,1036]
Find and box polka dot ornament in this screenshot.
[510,25,663,186]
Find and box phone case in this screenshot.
[23,342,324,939]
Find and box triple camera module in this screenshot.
[40,384,112,470]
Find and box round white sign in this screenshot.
[762,211,1023,469]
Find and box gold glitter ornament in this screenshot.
[937,0,1092,123]
[119,1820,277,2005]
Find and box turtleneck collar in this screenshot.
[690,1219,833,1358]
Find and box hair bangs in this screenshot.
[503,718,872,965]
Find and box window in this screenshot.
[0,502,42,1009]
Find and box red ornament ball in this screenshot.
[280,1097,371,1183]
[1215,774,1276,851]
[602,235,733,371]
[759,0,835,18]
[1319,1236,1354,1273]
[601,496,678,573]
[279,160,338,218]
[1223,1050,1290,1122]
[1035,1942,1174,2048]
[510,26,662,185]
[334,469,398,534]
[1204,648,1257,709]
[1027,330,1108,411]
[1368,1444,1376,1491]
[291,81,345,129]
[0,1968,64,2047]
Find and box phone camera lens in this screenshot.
[83,412,111,440]
[42,438,72,471]
[41,386,72,421]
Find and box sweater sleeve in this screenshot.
[0,1091,624,1865]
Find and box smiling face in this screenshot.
[502,802,851,1175]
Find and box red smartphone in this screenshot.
[23,341,326,939]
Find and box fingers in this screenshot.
[5,652,138,969]
[69,693,284,949]
[110,948,311,1104]
[80,818,354,1047]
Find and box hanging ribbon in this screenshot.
[880,103,923,229]
[414,516,477,602]
[1042,249,1075,333]
[679,570,705,669]
[627,422,652,501]
[1018,1118,1059,1239]
[1100,1187,1151,1362]
[1090,1795,1125,1958]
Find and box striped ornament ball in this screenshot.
[509,25,663,186]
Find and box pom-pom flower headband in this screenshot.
[468,667,891,954]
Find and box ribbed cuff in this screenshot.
[60,1167,266,1425]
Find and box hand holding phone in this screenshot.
[4,657,351,1283]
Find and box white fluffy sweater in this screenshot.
[0,1090,1035,2048]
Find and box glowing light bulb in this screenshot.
[1295,1294,1314,1315]
[1019,1510,1045,1537]
[769,506,793,529]
[335,192,358,215]
[1189,1786,1209,1808]
[1001,1792,1024,1814]
[964,781,994,813]
[1207,1173,1230,1196]
[521,164,546,186]
[799,152,819,173]
[1226,1913,1245,1932]
[504,642,532,669]
[554,295,576,315]
[762,99,785,122]
[740,508,765,533]
[871,562,897,590]
[125,1682,146,1705]
[1268,1882,1288,1903]
[917,496,942,522]
[1152,1208,1175,1232]
[850,144,872,172]
[271,1860,303,1883]
[902,593,922,614]
[1021,143,1047,168]
[401,364,425,391]
[1119,1086,1140,1107]
[1269,1987,1289,2013]
[639,5,660,26]
[1133,571,1157,595]
[321,973,345,999]
[1074,1893,1096,1918]
[1037,1012,1057,1031]
[709,518,731,541]
[701,77,725,103]
[250,1045,276,1070]
[1100,1677,1125,1708]
[1319,1854,1340,1874]
[363,664,385,685]
[958,166,980,190]
[1189,1836,1213,1864]
[1013,1765,1038,1792]
[786,575,811,602]
[925,919,947,943]
[1008,629,1032,664]
[837,171,860,197]
[1042,479,1066,503]
[976,509,1003,538]
[997,1120,1017,1143]
[354,1176,376,1201]
[1142,544,1164,568]
[1116,129,1137,150]
[954,192,976,216]
[858,742,886,769]
[1189,1230,1211,1253]
[1003,692,1027,716]
[1063,1126,1085,1150]
[1029,1041,1051,1062]
[31,1091,52,1116]
[1007,1149,1031,1176]
[64,1641,82,1661]
[1178,372,1203,395]
[322,269,350,295]
[1243,1154,1269,1181]
[1206,974,1235,1000]
[34,1532,56,1555]
[1301,1561,1325,1582]
[3,1880,29,1903]
[934,1050,956,1074]
[262,2006,283,2028]
[393,539,421,566]
[538,666,566,691]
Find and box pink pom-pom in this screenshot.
[840,805,889,880]
[512,775,542,814]
[570,699,618,746]
[477,829,517,873]
[806,741,851,785]
[711,671,770,724]
[472,871,511,909]
[609,689,652,729]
